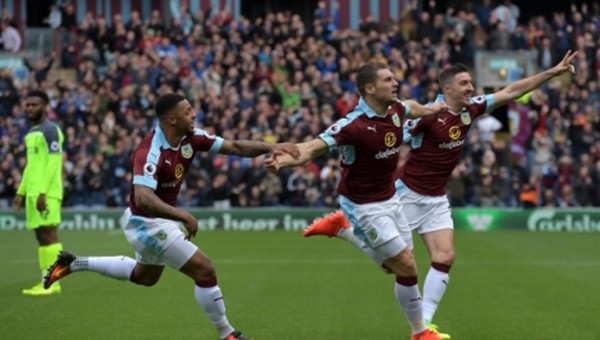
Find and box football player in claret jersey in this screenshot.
[44,93,300,340]
[265,62,448,340]
[305,51,578,336]
[12,90,65,296]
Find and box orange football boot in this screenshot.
[303,210,350,237]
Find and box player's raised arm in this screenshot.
[265,139,328,173]
[403,100,449,119]
[492,50,577,109]
[218,140,300,159]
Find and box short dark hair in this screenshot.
[154,93,185,118]
[27,90,49,104]
[356,62,388,97]
[439,63,470,86]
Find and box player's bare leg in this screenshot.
[180,249,252,340]
[129,264,165,285]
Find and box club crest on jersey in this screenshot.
[181,144,193,159]
[460,112,472,125]
[175,164,184,179]
[449,126,461,140]
[391,113,401,127]
[50,141,60,151]
[384,132,397,147]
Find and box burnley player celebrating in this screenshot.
[265,62,448,340]
[305,50,578,336]
[44,93,300,340]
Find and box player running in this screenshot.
[44,93,300,340]
[304,51,578,337]
[265,62,448,340]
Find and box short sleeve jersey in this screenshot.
[318,98,410,204]
[19,120,64,199]
[399,95,495,196]
[129,127,224,217]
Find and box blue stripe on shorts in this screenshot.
[340,196,370,246]
[130,218,164,254]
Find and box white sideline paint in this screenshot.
[6,258,599,267]
[210,259,600,267]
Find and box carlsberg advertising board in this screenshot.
[1,208,599,232]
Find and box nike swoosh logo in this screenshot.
[55,266,69,278]
[442,280,448,286]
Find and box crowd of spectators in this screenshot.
[0,0,599,210]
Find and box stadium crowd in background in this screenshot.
[1,0,600,209]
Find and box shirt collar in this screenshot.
[155,126,187,149]
[357,97,380,118]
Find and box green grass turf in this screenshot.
[1,229,599,339]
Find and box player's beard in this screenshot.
[27,110,44,124]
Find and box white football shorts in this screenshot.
[340,194,413,260]
[123,208,198,269]
[395,179,454,234]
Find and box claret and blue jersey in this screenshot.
[318,98,410,204]
[129,127,224,217]
[399,94,495,196]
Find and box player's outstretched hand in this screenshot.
[269,142,300,160]
[264,156,280,173]
[552,50,577,76]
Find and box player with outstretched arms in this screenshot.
[265,62,448,340]
[44,93,300,340]
[305,51,577,337]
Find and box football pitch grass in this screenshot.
[1,229,599,339]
